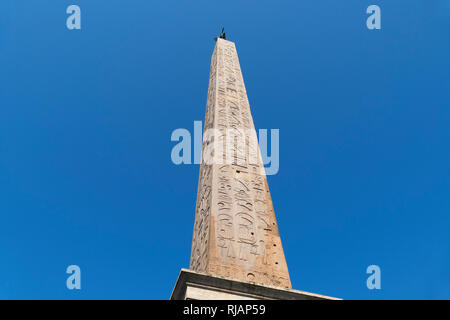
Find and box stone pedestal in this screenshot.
[171,269,339,300]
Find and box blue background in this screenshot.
[0,1,449,299]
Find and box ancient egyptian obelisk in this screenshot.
[171,35,337,300]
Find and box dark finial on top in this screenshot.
[214,28,227,42]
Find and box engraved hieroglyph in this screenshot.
[189,38,291,289]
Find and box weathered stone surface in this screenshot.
[189,38,291,289]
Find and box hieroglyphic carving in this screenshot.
[189,47,217,272]
[189,39,292,289]
[216,165,235,259]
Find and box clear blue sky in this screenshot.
[0,1,449,299]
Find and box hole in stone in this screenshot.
[275,262,278,265]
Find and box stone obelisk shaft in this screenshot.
[189,38,291,289]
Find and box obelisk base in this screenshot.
[170,269,339,300]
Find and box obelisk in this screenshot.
[189,37,291,289]
[171,35,338,300]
